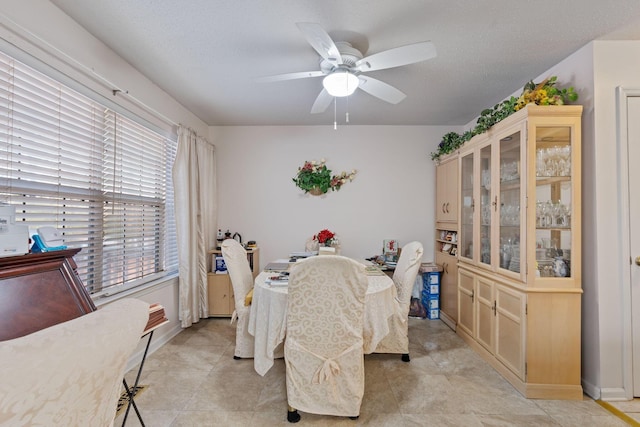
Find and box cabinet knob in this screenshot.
[636,256,640,266]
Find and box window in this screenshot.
[0,50,178,296]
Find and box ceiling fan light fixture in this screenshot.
[323,70,359,97]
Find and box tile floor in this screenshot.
[115,318,633,426]
[603,399,640,425]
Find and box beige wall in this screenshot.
[590,41,640,399]
[210,125,458,267]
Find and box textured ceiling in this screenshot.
[50,0,640,126]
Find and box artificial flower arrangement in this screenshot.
[292,158,357,195]
[314,229,336,247]
[431,76,579,162]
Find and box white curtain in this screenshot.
[172,126,217,327]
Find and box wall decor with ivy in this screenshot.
[292,159,357,195]
[431,76,579,162]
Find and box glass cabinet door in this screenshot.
[534,126,573,278]
[460,152,474,261]
[479,144,492,267]
[498,131,522,275]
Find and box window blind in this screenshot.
[0,50,177,295]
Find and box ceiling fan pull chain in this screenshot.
[333,97,337,130]
[346,95,350,124]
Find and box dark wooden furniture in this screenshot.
[0,248,96,341]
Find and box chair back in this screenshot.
[285,255,368,417]
[221,238,253,311]
[392,241,424,314]
[0,298,149,426]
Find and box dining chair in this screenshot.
[285,255,368,423]
[0,298,149,426]
[374,240,424,361]
[221,238,255,359]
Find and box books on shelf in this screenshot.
[144,303,168,333]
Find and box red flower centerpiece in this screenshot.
[314,229,335,247]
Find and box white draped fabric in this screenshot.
[285,256,368,418]
[373,241,424,355]
[172,126,217,328]
[0,299,149,426]
[221,239,255,358]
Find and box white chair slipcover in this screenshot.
[221,238,255,358]
[285,255,368,419]
[373,241,424,359]
[0,298,149,427]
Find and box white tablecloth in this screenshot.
[248,263,396,376]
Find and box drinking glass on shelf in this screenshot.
[536,151,546,177]
[482,169,491,189]
[536,146,572,177]
[537,201,553,228]
[482,204,491,225]
[563,204,571,227]
[536,201,544,227]
[552,202,563,227]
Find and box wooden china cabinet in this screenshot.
[434,152,459,330]
[456,104,583,399]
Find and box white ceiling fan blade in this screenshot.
[354,41,436,72]
[255,70,325,83]
[296,22,342,65]
[310,88,333,114]
[357,75,406,104]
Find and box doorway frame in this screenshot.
[615,86,637,400]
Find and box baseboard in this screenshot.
[600,387,632,401]
[439,311,456,331]
[581,378,600,400]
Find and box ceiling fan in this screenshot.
[257,23,437,114]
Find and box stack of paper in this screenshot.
[288,251,317,262]
[265,273,289,286]
[264,262,290,272]
[364,266,386,276]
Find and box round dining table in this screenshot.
[248,262,397,376]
